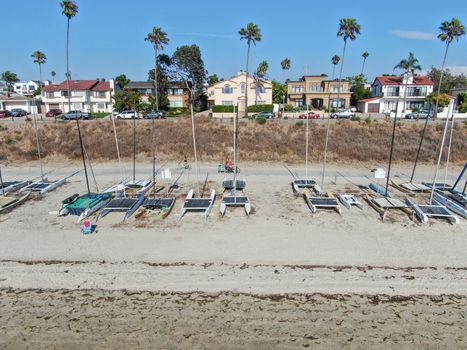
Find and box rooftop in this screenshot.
[375,76,434,86]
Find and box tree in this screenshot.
[458,92,467,112]
[427,67,467,93]
[239,22,262,116]
[31,51,47,120]
[207,74,220,86]
[51,71,56,82]
[60,0,90,195]
[394,52,422,113]
[171,44,207,111]
[347,74,371,105]
[272,80,287,104]
[280,58,291,82]
[0,71,19,95]
[331,55,340,80]
[148,53,172,110]
[361,51,369,75]
[254,60,269,104]
[114,74,130,89]
[112,90,142,112]
[426,92,451,108]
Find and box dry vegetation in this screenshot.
[0,117,465,164]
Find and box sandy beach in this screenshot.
[1,161,466,348]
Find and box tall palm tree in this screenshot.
[280,58,291,82]
[429,18,465,203]
[145,26,169,196]
[254,60,268,105]
[331,55,340,80]
[239,22,262,117]
[321,18,360,189]
[361,51,369,75]
[60,0,90,194]
[32,51,47,120]
[393,52,422,114]
[51,70,56,82]
[0,70,19,96]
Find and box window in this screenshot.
[383,101,397,111]
[97,103,106,109]
[240,82,246,94]
[222,100,233,106]
[331,85,343,93]
[96,91,106,98]
[72,91,86,97]
[292,85,304,93]
[28,85,36,91]
[222,84,233,94]
[62,90,69,97]
[73,103,81,110]
[45,92,54,98]
[255,100,266,105]
[406,87,427,97]
[294,99,304,107]
[331,98,345,108]
[170,101,183,107]
[407,101,425,110]
[308,83,321,92]
[256,85,265,94]
[386,87,400,97]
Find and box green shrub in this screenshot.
[350,116,361,122]
[167,107,190,116]
[212,105,234,113]
[247,104,274,113]
[284,104,296,112]
[295,120,304,127]
[91,112,110,119]
[256,117,267,125]
[283,116,289,120]
[4,138,13,145]
[364,116,372,124]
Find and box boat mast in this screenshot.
[0,166,4,191]
[32,98,45,182]
[409,104,433,182]
[305,103,309,180]
[233,103,237,189]
[111,116,124,183]
[133,113,136,183]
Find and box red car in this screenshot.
[46,109,62,118]
[298,111,320,119]
[0,110,12,118]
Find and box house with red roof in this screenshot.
[357,73,434,116]
[42,79,116,113]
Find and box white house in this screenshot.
[207,71,272,112]
[42,79,116,113]
[357,73,434,116]
[13,80,42,96]
[0,95,38,113]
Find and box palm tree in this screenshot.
[239,22,262,117]
[51,71,56,82]
[331,55,340,80]
[280,58,291,82]
[254,60,268,105]
[361,51,369,75]
[0,70,19,96]
[32,51,47,120]
[429,18,465,203]
[393,52,422,115]
[321,18,360,189]
[144,26,169,196]
[60,0,90,195]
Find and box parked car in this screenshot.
[144,111,166,119]
[404,111,433,119]
[60,110,90,120]
[114,110,139,119]
[0,110,12,118]
[331,109,355,119]
[46,109,62,118]
[253,111,275,119]
[299,111,320,119]
[10,108,28,117]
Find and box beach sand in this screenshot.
[0,161,466,348]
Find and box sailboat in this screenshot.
[0,167,30,195]
[0,166,31,214]
[431,164,466,219]
[97,114,152,221]
[220,104,251,216]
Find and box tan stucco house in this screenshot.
[207,71,272,112]
[287,74,351,109]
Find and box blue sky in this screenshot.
[1,0,466,83]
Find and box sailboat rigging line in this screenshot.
[82,144,99,192]
[305,103,309,180]
[190,100,201,196]
[443,112,456,186]
[0,166,4,190]
[410,104,433,182]
[111,116,124,182]
[133,114,136,183]
[32,101,45,181]
[283,164,298,180]
[384,108,399,198]
[75,118,91,196]
[151,116,156,198]
[201,173,208,198]
[168,171,184,194]
[336,171,361,191]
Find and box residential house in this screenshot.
[287,75,352,110]
[207,71,272,112]
[450,87,467,107]
[125,81,190,108]
[357,74,434,115]
[13,80,41,96]
[0,95,38,113]
[42,79,116,113]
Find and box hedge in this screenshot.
[247,104,274,113]
[212,105,234,113]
